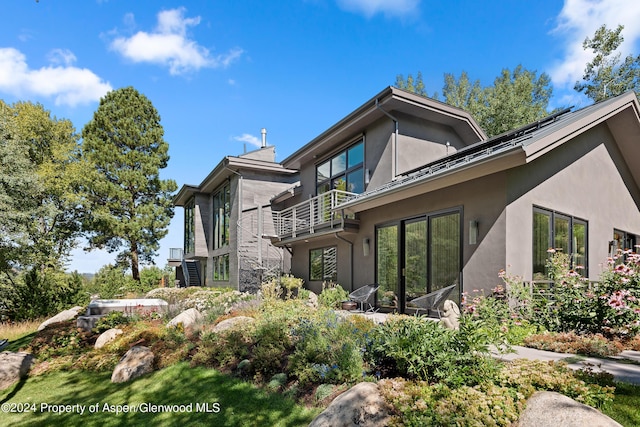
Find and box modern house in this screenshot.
[170,136,298,292]
[270,87,640,314]
[170,87,640,315]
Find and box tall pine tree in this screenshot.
[80,87,177,281]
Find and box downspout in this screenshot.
[375,98,399,180]
[335,233,354,293]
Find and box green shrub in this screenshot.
[379,359,615,426]
[317,282,349,309]
[289,310,367,385]
[500,252,640,338]
[366,315,498,387]
[93,311,131,333]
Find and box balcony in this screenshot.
[167,248,183,267]
[272,189,359,243]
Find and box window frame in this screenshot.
[212,254,229,281]
[184,197,195,254]
[309,246,338,282]
[532,206,588,278]
[213,182,230,250]
[315,138,364,196]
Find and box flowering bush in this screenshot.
[533,251,640,337]
[463,279,540,345]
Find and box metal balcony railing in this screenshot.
[272,189,357,239]
[169,248,184,261]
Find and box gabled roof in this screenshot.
[173,147,297,206]
[281,86,487,170]
[337,91,640,213]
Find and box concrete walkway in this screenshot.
[493,346,640,385]
[340,310,640,386]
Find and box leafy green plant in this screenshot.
[93,311,130,333]
[317,282,349,309]
[367,315,498,387]
[289,310,368,385]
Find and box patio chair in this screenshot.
[407,284,457,318]
[348,284,380,313]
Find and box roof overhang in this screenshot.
[524,92,640,190]
[281,86,486,170]
[173,155,297,206]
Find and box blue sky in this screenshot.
[1,0,639,273]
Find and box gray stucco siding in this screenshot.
[505,124,640,281]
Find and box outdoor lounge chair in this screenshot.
[407,284,457,318]
[348,284,380,313]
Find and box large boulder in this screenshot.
[518,391,622,427]
[309,382,392,427]
[0,352,34,391]
[95,328,123,349]
[111,346,154,383]
[166,308,202,329]
[37,306,84,331]
[210,316,255,333]
[306,291,318,309]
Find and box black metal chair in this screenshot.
[348,284,380,313]
[407,284,457,318]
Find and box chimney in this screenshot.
[261,128,267,148]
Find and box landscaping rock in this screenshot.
[111,346,155,383]
[309,382,392,427]
[94,328,123,349]
[517,391,622,427]
[0,352,34,391]
[210,316,255,333]
[37,306,84,331]
[166,308,202,329]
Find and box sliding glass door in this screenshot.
[376,209,461,313]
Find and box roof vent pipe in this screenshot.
[261,128,267,148]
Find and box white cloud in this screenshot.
[549,0,640,89]
[233,133,261,148]
[110,7,243,75]
[336,0,420,18]
[0,47,112,107]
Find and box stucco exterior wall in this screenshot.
[193,193,210,258]
[352,171,508,296]
[505,124,640,281]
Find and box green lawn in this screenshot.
[604,382,640,426]
[0,363,321,427]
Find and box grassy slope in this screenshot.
[0,363,320,427]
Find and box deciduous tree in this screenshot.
[80,87,177,281]
[575,24,640,102]
[0,101,42,277]
[12,101,84,270]
[396,65,555,137]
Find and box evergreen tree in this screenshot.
[80,87,177,281]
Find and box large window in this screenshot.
[533,207,587,279]
[376,209,461,312]
[213,183,230,249]
[184,198,195,254]
[213,254,229,281]
[316,140,364,195]
[310,246,337,282]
